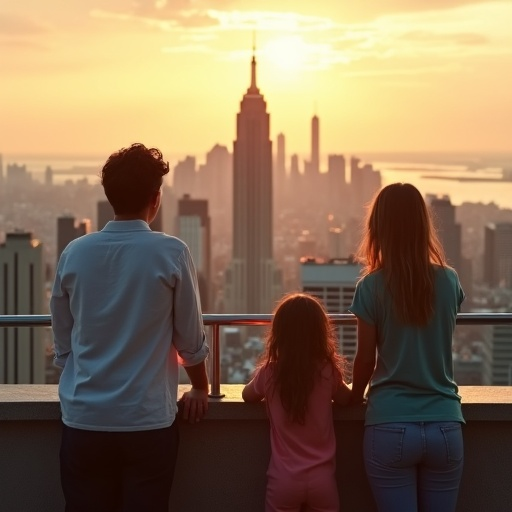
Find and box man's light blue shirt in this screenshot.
[51,220,209,431]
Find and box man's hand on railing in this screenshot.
[179,388,209,423]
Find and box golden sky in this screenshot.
[1,1,511,159]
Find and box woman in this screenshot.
[350,183,465,512]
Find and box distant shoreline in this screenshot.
[421,174,509,183]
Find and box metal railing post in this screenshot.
[208,323,225,398]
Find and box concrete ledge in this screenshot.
[1,384,511,421]
[1,385,512,511]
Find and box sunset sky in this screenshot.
[1,1,511,161]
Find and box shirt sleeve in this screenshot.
[172,245,210,367]
[50,257,74,369]
[251,366,269,397]
[457,278,465,311]
[349,276,377,325]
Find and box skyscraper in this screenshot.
[224,51,282,314]
[177,194,211,311]
[303,115,320,180]
[274,133,286,204]
[0,231,46,383]
[97,200,115,231]
[57,215,91,262]
[428,195,462,271]
[484,222,512,288]
[311,114,320,175]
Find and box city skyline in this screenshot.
[1,1,512,157]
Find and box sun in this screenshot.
[263,35,309,71]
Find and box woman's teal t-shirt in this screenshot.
[349,266,465,426]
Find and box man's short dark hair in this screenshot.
[101,143,170,214]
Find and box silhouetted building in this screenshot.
[224,51,282,314]
[350,158,382,217]
[428,195,462,271]
[6,163,32,190]
[196,144,232,218]
[0,231,46,383]
[45,166,53,186]
[484,223,512,288]
[307,115,320,176]
[177,194,211,311]
[97,200,114,231]
[327,154,347,218]
[274,133,286,204]
[57,216,91,262]
[173,156,196,200]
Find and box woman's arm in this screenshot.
[351,317,377,404]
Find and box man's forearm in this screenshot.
[184,361,209,391]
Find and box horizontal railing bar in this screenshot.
[2,312,511,397]
[1,313,512,328]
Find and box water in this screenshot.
[374,161,512,209]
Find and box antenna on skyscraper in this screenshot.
[249,28,259,93]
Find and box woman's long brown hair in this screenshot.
[261,293,345,424]
[356,183,447,326]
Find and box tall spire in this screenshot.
[248,31,259,94]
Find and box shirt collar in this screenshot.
[102,220,151,232]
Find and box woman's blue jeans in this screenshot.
[363,422,464,512]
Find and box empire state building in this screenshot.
[225,52,282,314]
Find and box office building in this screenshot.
[428,195,462,271]
[350,158,382,217]
[484,223,512,288]
[6,163,32,191]
[57,215,91,262]
[307,115,320,176]
[0,231,46,383]
[97,200,114,231]
[301,258,361,366]
[177,194,211,311]
[327,154,347,218]
[196,144,232,218]
[224,51,282,314]
[482,324,512,385]
[274,133,286,204]
[173,156,196,200]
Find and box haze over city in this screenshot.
[2,0,512,158]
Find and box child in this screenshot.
[243,292,351,512]
[349,183,465,512]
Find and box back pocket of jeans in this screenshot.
[371,426,405,465]
[440,423,463,464]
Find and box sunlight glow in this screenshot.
[264,36,309,71]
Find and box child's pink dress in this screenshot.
[251,362,340,512]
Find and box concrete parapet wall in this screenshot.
[0,385,511,512]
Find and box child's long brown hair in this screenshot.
[261,293,345,425]
[356,183,447,326]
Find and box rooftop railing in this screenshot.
[1,312,511,396]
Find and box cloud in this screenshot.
[90,1,512,71]
[401,31,490,46]
[0,13,49,35]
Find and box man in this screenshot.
[51,143,209,512]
